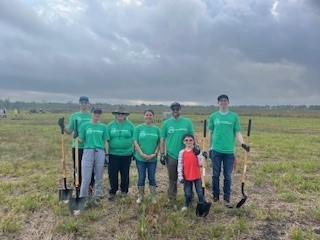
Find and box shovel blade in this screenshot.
[236,195,247,208]
[59,189,73,203]
[196,201,211,217]
[69,197,86,215]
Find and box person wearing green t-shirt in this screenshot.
[58,96,95,194]
[107,106,135,201]
[133,109,160,204]
[160,102,195,201]
[208,94,250,208]
[78,106,108,202]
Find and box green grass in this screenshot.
[1,112,320,239]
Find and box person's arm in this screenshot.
[235,131,245,145]
[134,140,147,159]
[160,138,165,155]
[208,130,213,151]
[105,141,109,154]
[177,150,184,182]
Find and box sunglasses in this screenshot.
[171,107,180,111]
[116,113,126,115]
[93,111,102,114]
[184,139,194,142]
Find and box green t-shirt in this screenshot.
[160,117,195,159]
[67,111,91,149]
[208,111,241,154]
[133,124,160,162]
[79,122,108,150]
[107,120,135,156]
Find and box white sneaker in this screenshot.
[181,206,188,212]
[136,197,142,204]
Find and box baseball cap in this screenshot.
[91,106,102,114]
[217,94,229,101]
[79,96,89,102]
[170,102,181,110]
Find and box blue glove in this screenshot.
[104,154,109,167]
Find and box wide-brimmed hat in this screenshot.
[112,106,130,116]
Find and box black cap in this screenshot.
[79,96,89,102]
[91,106,102,114]
[170,102,181,110]
[217,94,229,101]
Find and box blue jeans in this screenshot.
[184,178,204,207]
[136,160,157,186]
[210,150,234,201]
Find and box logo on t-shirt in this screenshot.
[214,118,220,125]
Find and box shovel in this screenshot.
[236,119,252,208]
[69,120,86,215]
[196,119,211,217]
[58,117,73,203]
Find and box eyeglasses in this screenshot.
[93,111,102,114]
[117,113,126,115]
[184,139,194,142]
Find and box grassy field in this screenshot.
[0,111,320,240]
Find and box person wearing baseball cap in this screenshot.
[159,102,196,202]
[78,106,109,203]
[57,96,95,195]
[207,94,250,208]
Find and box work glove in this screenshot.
[104,154,109,168]
[202,151,208,159]
[178,178,184,184]
[241,143,250,152]
[193,144,201,155]
[58,117,65,129]
[160,154,167,165]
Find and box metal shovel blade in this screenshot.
[196,201,211,217]
[236,195,247,208]
[59,189,73,203]
[69,197,86,215]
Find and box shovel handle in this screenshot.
[247,119,252,137]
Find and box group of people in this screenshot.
[58,94,250,212]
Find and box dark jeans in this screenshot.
[210,150,234,201]
[184,178,204,207]
[72,148,94,187]
[136,160,157,186]
[108,154,132,194]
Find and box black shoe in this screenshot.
[213,196,219,202]
[108,194,116,201]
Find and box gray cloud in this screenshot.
[0,0,319,106]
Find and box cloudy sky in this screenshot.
[0,0,319,106]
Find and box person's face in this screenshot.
[92,110,102,120]
[79,101,90,111]
[171,106,181,118]
[144,111,154,124]
[115,113,126,121]
[218,98,229,110]
[183,137,194,147]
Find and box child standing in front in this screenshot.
[178,133,204,211]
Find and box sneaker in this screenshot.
[108,194,116,201]
[224,199,233,208]
[181,206,188,212]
